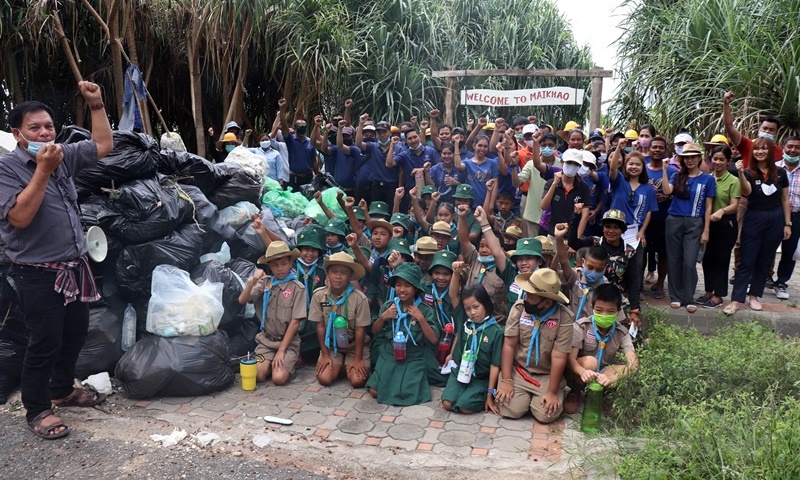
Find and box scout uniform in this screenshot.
[294,230,327,354]
[430,220,460,256]
[501,238,545,309]
[369,201,391,221]
[324,218,351,257]
[366,264,440,406]
[441,312,504,413]
[499,269,573,423]
[491,211,526,237]
[422,250,456,387]
[452,184,482,244]
[308,252,372,368]
[572,316,634,372]
[365,237,412,319]
[365,218,393,267]
[252,242,307,375]
[463,248,508,325]
[414,236,439,286]
[562,268,623,323]
[351,206,372,248]
[390,212,415,244]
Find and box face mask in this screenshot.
[758,131,775,141]
[365,137,377,143]
[623,147,633,154]
[783,153,800,164]
[296,125,308,136]
[592,313,617,329]
[401,132,406,141]
[260,141,271,150]
[540,146,555,157]
[328,242,343,250]
[477,255,494,264]
[379,137,391,146]
[525,140,534,148]
[674,145,684,155]
[19,132,53,156]
[343,138,354,146]
[328,133,337,144]
[225,144,235,153]
[639,138,651,149]
[583,269,604,285]
[297,257,318,267]
[515,133,523,140]
[411,144,422,152]
[598,153,607,163]
[578,166,590,177]
[562,163,580,177]
[523,299,547,316]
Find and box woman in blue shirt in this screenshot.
[661,143,716,312]
[453,135,501,207]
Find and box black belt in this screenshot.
[291,171,313,178]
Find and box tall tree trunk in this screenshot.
[52,11,83,83]
[108,0,124,117]
[223,20,251,129]
[188,29,205,157]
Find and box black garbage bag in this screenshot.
[0,272,26,404]
[97,177,193,245]
[114,330,233,399]
[191,260,245,328]
[55,125,91,144]
[226,220,266,264]
[76,131,160,193]
[74,295,126,379]
[116,224,205,301]
[180,184,218,225]
[79,196,124,259]
[158,150,217,196]
[208,163,262,209]
[221,317,259,359]
[227,257,257,280]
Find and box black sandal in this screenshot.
[28,410,70,440]
[52,385,106,408]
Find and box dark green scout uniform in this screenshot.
[441,314,504,412]
[294,230,327,355]
[366,300,440,406]
[422,283,455,387]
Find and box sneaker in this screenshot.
[563,391,581,415]
[774,285,789,300]
[766,277,775,289]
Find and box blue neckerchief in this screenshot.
[450,223,458,234]
[393,296,422,346]
[364,227,372,239]
[590,316,616,372]
[387,269,396,301]
[370,246,387,267]
[497,212,515,231]
[296,260,318,310]
[463,317,498,376]
[576,271,605,321]
[324,285,354,355]
[431,284,451,329]
[260,273,298,330]
[327,242,344,257]
[525,304,559,366]
[476,259,496,284]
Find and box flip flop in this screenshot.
[749,299,763,311]
[52,386,106,409]
[28,410,70,440]
[723,303,738,316]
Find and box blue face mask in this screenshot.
[225,144,235,153]
[20,132,52,157]
[379,137,391,146]
[540,146,555,157]
[783,152,800,164]
[401,133,406,141]
[758,131,775,141]
[260,141,271,150]
[477,255,494,264]
[583,269,605,285]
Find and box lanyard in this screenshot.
[590,316,616,372]
[392,297,422,346]
[260,273,297,330]
[525,304,558,366]
[296,260,318,310]
[463,317,497,375]
[324,285,354,355]
[431,284,451,328]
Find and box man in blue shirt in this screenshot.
[387,128,440,211]
[645,137,678,295]
[356,118,398,205]
[317,120,361,196]
[279,98,318,191]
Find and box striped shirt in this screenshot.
[777,160,800,213]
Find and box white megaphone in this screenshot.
[84,226,108,262]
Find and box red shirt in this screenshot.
[738,136,783,169]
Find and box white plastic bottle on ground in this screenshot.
[122,303,137,351]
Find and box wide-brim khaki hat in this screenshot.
[414,236,439,255]
[367,219,393,235]
[515,268,569,304]
[257,241,300,265]
[324,251,365,281]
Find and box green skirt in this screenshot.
[425,344,448,387]
[441,369,489,413]
[366,339,431,406]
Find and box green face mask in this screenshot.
[592,313,616,329]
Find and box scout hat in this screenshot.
[351,206,366,221]
[515,268,569,304]
[389,263,424,292]
[504,225,523,241]
[431,221,454,236]
[325,218,348,237]
[676,142,703,157]
[428,250,455,274]
[388,238,413,260]
[534,235,555,256]
[421,185,436,196]
[367,217,393,234]
[295,229,325,252]
[390,212,412,232]
[452,184,475,200]
[511,238,544,263]
[601,209,628,232]
[324,251,365,281]
[703,134,729,151]
[216,132,241,150]
[257,241,300,265]
[414,236,438,255]
[369,201,390,218]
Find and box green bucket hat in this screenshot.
[295,229,325,252]
[452,183,475,200]
[325,218,348,237]
[421,185,436,196]
[510,238,545,262]
[389,262,424,292]
[369,201,390,218]
[351,206,366,221]
[390,213,412,232]
[388,237,413,260]
[427,250,455,274]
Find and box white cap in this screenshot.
[561,148,584,164]
[363,125,376,131]
[581,150,597,168]
[674,133,693,144]
[522,124,539,135]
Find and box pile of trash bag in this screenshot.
[0,272,26,404]
[76,131,161,195]
[146,265,224,337]
[208,163,262,209]
[74,295,126,379]
[261,177,310,218]
[305,186,347,224]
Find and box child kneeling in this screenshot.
[564,284,638,414]
[310,252,371,388]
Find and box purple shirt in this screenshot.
[0,141,98,263]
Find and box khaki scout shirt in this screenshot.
[251,276,306,344]
[572,317,634,368]
[308,285,371,346]
[464,248,508,324]
[504,300,573,376]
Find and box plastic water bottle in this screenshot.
[456,349,476,383]
[122,303,137,351]
[580,381,604,433]
[436,323,454,365]
[334,315,350,349]
[393,331,407,361]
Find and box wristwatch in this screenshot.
[787,222,793,227]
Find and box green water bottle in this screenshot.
[580,381,603,433]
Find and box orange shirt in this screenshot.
[516,145,532,194]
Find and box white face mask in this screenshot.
[562,163,581,177]
[525,140,534,148]
[674,145,684,155]
[578,165,590,177]
[260,140,271,150]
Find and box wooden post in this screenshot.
[590,75,603,130]
[444,76,457,126]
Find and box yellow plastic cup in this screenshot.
[240,358,258,391]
